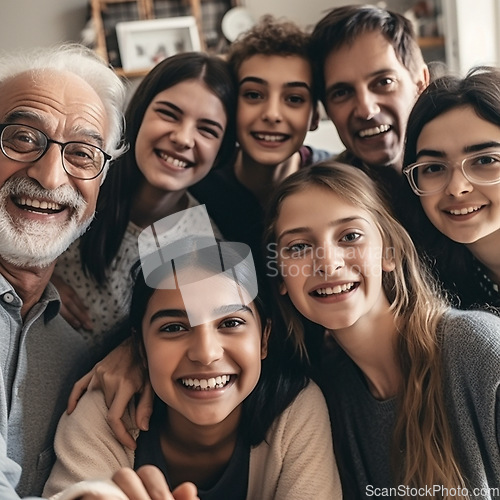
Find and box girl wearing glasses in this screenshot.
[264,162,500,499]
[402,67,500,310]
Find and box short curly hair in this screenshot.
[227,15,313,87]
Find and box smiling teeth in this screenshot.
[181,375,231,390]
[358,124,390,138]
[448,206,481,215]
[16,197,62,210]
[158,152,188,168]
[255,133,286,142]
[316,283,355,296]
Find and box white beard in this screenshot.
[0,177,92,268]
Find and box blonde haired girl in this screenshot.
[264,162,500,499]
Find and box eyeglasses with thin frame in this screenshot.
[0,123,111,180]
[403,151,500,196]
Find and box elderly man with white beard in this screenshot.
[0,44,128,499]
[0,45,200,500]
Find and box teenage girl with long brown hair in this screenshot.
[264,162,500,499]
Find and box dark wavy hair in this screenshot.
[310,4,425,104]
[129,236,308,446]
[79,52,237,284]
[227,14,318,103]
[403,66,500,309]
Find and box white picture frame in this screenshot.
[116,16,202,72]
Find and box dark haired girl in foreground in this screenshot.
[45,236,341,499]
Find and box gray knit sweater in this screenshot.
[321,308,500,499]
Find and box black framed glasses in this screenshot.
[0,123,111,180]
[403,151,500,196]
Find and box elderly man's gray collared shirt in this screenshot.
[0,274,91,497]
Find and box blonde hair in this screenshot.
[264,162,467,498]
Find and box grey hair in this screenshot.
[0,43,127,162]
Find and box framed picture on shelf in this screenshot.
[116,16,202,72]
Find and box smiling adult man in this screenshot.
[310,5,430,209]
[0,44,127,498]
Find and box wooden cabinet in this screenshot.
[90,0,231,78]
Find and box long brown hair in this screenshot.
[263,162,467,498]
[403,66,500,309]
[79,52,237,285]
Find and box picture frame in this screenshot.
[116,16,202,72]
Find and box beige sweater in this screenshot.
[44,381,342,500]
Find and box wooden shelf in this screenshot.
[115,67,150,78]
[91,0,207,78]
[418,35,445,49]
